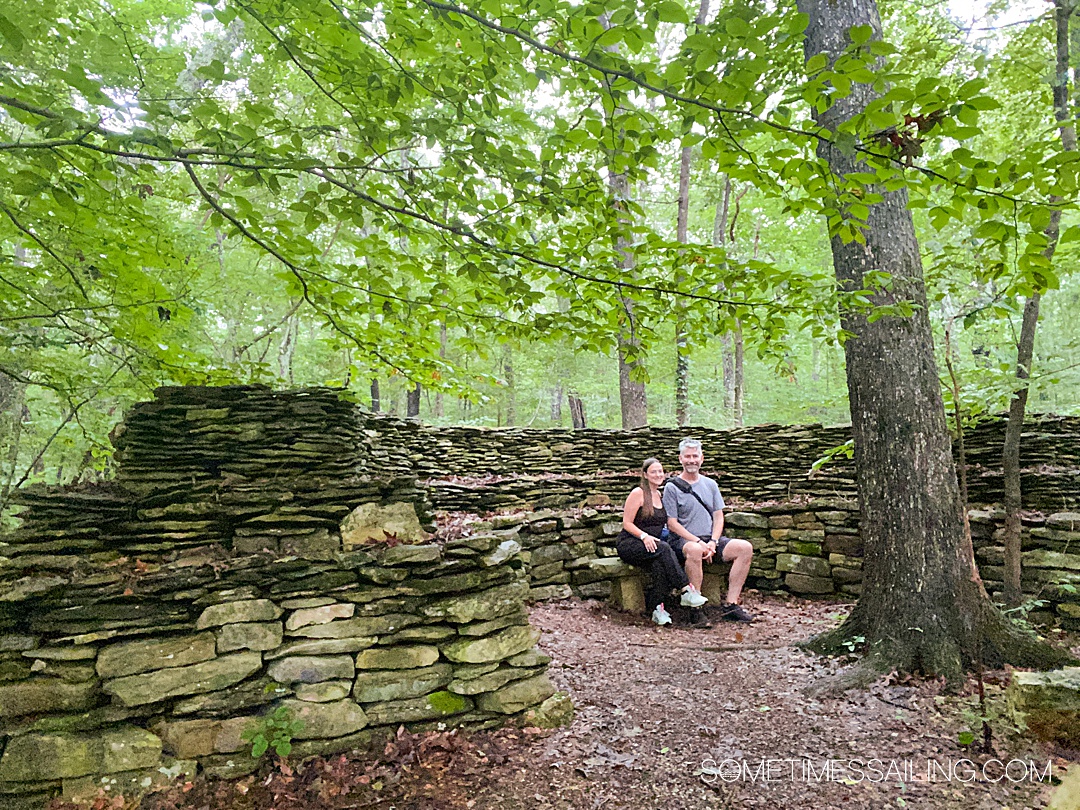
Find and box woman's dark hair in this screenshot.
[639,457,662,518]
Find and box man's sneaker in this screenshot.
[652,604,673,626]
[680,589,708,608]
[719,602,753,623]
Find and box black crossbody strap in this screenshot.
[666,476,714,521]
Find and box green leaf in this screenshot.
[725,17,750,38]
[848,25,873,45]
[655,1,690,24]
[0,12,26,51]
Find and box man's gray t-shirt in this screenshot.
[662,476,725,538]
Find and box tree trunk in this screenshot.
[611,164,648,429]
[601,13,648,430]
[733,319,744,428]
[503,344,516,427]
[1002,0,1076,607]
[370,379,380,413]
[673,0,710,429]
[277,311,298,385]
[675,141,692,427]
[798,0,1070,681]
[568,394,586,429]
[435,322,446,418]
[714,180,741,421]
[551,384,563,423]
[0,371,26,502]
[406,383,420,419]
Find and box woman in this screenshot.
[616,458,708,625]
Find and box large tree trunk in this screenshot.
[673,0,711,429]
[1002,0,1076,606]
[601,13,648,430]
[370,379,380,413]
[798,0,1070,682]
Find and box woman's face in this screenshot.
[646,462,665,488]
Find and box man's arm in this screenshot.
[711,509,725,541]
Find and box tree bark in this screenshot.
[675,140,692,427]
[551,384,563,423]
[673,0,711,429]
[435,322,447,418]
[798,0,1070,681]
[601,12,648,430]
[611,166,648,430]
[568,394,586,429]
[1002,0,1076,606]
[503,344,516,427]
[406,383,421,419]
[370,379,380,413]
[733,319,744,428]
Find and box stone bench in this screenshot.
[599,558,731,613]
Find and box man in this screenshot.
[662,438,754,622]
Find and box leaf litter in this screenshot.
[50,594,1072,810]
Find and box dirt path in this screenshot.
[133,594,1069,810]
[465,596,1063,810]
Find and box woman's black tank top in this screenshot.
[619,494,667,542]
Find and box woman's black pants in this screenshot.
[616,537,689,612]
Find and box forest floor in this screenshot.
[96,594,1078,810]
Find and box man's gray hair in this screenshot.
[678,438,702,453]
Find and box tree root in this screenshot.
[798,599,1077,692]
[804,651,892,698]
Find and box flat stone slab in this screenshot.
[103,652,262,707]
[97,633,217,679]
[442,626,540,664]
[1008,667,1080,745]
[267,655,356,685]
[196,600,282,629]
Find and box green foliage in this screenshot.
[241,706,304,759]
[0,0,1076,490]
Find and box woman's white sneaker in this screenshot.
[652,604,673,625]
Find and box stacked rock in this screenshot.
[364,413,1079,512]
[972,509,1080,624]
[0,534,562,808]
[480,501,865,605]
[6,386,432,567]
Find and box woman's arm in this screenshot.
[621,487,646,536]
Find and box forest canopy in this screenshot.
[1,0,1078,495]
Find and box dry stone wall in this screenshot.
[0,387,565,810]
[0,537,560,809]
[501,503,1080,625]
[381,413,1080,512]
[490,500,864,604]
[2,384,1079,808]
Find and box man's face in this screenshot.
[679,446,703,474]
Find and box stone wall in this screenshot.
[492,500,863,604]
[501,503,1080,625]
[386,412,1080,512]
[0,387,564,810]
[2,384,1079,807]
[0,537,561,809]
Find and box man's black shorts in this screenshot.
[670,535,732,564]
